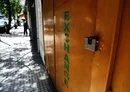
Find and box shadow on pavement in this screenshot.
[0,27,56,92]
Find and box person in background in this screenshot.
[17,16,20,26]
[4,22,8,33]
[24,20,28,36]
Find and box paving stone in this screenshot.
[0,27,56,92]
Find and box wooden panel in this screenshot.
[55,2,66,91]
[111,0,130,92]
[55,0,97,92]
[90,0,122,92]
[43,0,56,84]
[42,0,128,92]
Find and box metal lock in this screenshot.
[85,36,99,52]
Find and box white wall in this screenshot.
[35,0,45,64]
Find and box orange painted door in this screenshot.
[111,0,130,92]
[43,0,56,84]
[90,0,123,92]
[54,0,97,92]
[54,0,123,92]
[43,0,128,92]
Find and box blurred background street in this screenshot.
[0,26,55,92]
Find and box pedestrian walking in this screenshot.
[24,20,28,36]
[4,22,8,33]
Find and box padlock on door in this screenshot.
[85,36,99,52]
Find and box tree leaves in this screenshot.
[0,0,22,18]
[0,0,22,33]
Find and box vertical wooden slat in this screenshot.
[111,0,130,91]
[90,0,123,92]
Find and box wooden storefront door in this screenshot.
[110,0,130,92]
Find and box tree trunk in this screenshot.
[6,0,12,34]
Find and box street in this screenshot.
[0,26,55,92]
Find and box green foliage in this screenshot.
[0,0,8,16]
[11,0,22,18]
[0,0,22,33]
[0,0,22,18]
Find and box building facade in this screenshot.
[27,0,130,92]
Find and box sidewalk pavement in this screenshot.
[0,26,56,92]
